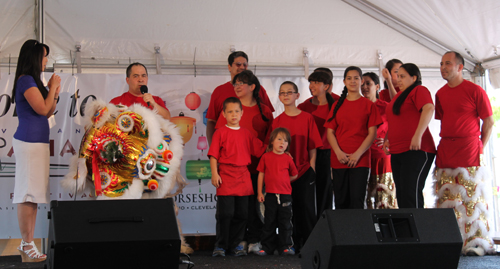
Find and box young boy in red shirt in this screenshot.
[208,97,265,257]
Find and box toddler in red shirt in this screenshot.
[256,128,298,256]
[208,97,265,257]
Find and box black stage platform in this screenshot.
[1,251,499,269]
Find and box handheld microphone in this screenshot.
[140,85,150,107]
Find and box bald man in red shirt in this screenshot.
[434,51,494,256]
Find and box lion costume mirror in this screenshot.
[61,99,193,254]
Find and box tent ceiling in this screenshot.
[366,0,500,64]
[1,0,498,71]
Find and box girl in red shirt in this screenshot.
[325,66,382,209]
[379,59,403,102]
[298,71,335,218]
[383,63,436,209]
[361,72,397,209]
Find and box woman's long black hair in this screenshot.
[232,70,269,122]
[11,39,50,103]
[327,66,362,122]
[308,71,334,110]
[392,63,422,115]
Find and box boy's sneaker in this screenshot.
[255,249,267,256]
[231,244,247,256]
[248,242,262,254]
[212,247,226,257]
[281,247,295,255]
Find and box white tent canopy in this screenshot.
[2,0,498,76]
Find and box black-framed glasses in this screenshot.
[279,91,297,96]
[233,82,247,87]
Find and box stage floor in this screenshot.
[1,250,499,268]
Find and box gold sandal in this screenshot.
[17,240,46,262]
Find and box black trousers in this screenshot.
[291,167,316,250]
[391,150,435,208]
[261,193,293,254]
[315,149,333,218]
[332,167,369,209]
[215,196,249,250]
[245,173,263,244]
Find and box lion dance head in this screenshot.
[62,99,186,200]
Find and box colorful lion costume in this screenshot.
[61,99,193,254]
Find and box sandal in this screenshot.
[17,240,46,262]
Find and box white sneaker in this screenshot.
[248,242,262,254]
[465,246,485,256]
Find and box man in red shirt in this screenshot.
[434,51,494,256]
[206,51,274,145]
[110,63,170,120]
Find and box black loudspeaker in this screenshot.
[300,208,462,269]
[46,199,180,269]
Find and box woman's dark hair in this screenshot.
[232,70,269,122]
[327,66,362,122]
[267,127,291,153]
[383,58,403,89]
[362,72,380,99]
[392,63,422,115]
[11,39,49,103]
[308,71,334,109]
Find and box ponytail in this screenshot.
[392,63,422,115]
[327,86,347,122]
[392,81,421,115]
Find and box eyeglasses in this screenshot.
[233,82,247,87]
[233,62,248,68]
[279,91,298,96]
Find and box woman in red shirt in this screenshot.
[383,63,436,209]
[361,72,397,209]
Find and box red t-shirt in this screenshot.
[435,80,493,168]
[257,152,298,195]
[324,97,382,169]
[331,92,341,101]
[208,126,265,196]
[110,91,168,110]
[215,104,273,173]
[371,99,389,159]
[298,98,332,150]
[379,87,400,103]
[206,82,274,121]
[385,85,436,154]
[208,126,265,166]
[271,111,323,178]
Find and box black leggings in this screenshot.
[391,150,435,208]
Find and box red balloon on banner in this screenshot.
[185,92,201,111]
